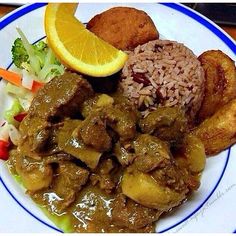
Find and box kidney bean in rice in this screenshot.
[120,39,205,119]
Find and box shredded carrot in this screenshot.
[0,68,22,87]
[0,67,44,93]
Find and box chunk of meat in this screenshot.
[13,149,53,192]
[151,164,191,193]
[80,94,114,118]
[57,119,102,169]
[80,95,99,118]
[19,117,50,159]
[113,142,136,166]
[80,114,112,152]
[139,107,188,145]
[90,158,118,193]
[81,93,139,144]
[134,134,171,172]
[87,7,159,50]
[19,121,62,157]
[28,72,94,119]
[104,106,136,142]
[19,72,94,156]
[52,161,89,212]
[112,93,140,122]
[111,194,162,231]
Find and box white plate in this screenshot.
[0,3,236,233]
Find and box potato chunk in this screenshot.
[133,134,171,172]
[14,151,53,192]
[177,134,206,173]
[121,168,186,211]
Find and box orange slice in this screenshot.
[44,3,128,77]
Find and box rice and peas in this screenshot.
[120,39,205,119]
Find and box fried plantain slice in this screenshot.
[197,50,236,123]
[192,98,236,156]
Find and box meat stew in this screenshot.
[7,72,206,232]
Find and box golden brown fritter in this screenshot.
[87,7,159,50]
[197,50,236,123]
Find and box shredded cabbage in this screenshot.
[5,83,33,111]
[5,82,33,100]
[3,99,23,126]
[12,28,65,82]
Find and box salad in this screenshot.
[0,28,65,159]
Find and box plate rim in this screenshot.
[0,2,235,233]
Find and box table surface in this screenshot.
[0,4,236,41]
